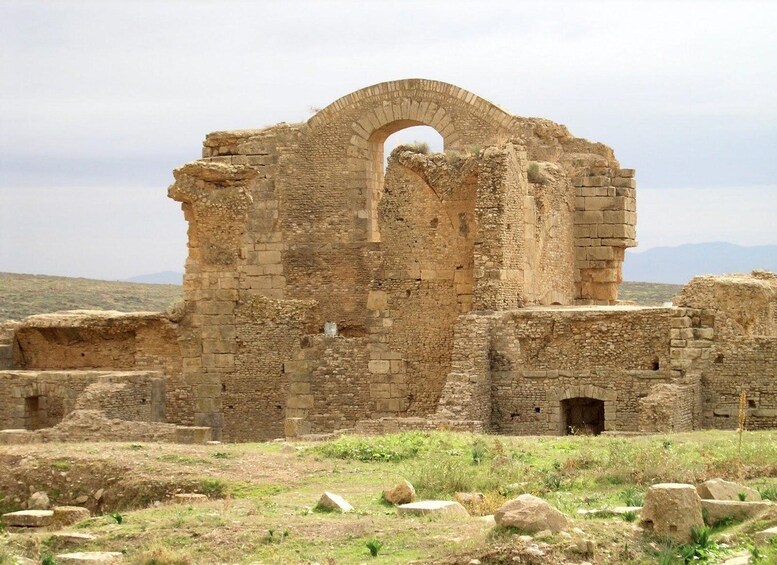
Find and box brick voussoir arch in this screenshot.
[307,78,515,142]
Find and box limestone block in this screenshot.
[173,494,208,504]
[2,510,54,528]
[285,417,311,439]
[696,478,761,502]
[55,552,123,563]
[316,492,354,513]
[617,168,636,178]
[700,499,772,525]
[383,480,416,505]
[52,506,91,527]
[612,178,636,188]
[754,526,777,543]
[397,500,468,517]
[494,494,568,532]
[49,532,98,544]
[640,483,703,542]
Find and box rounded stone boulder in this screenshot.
[28,491,50,510]
[640,483,703,542]
[383,480,416,505]
[494,494,568,533]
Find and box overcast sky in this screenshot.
[1,0,776,280]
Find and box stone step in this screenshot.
[700,499,773,526]
[56,552,123,563]
[754,526,777,543]
[397,500,469,517]
[1,509,54,528]
[50,532,98,544]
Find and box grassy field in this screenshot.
[1,431,776,564]
[0,273,181,321]
[0,272,679,321]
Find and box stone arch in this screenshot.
[307,79,516,242]
[548,385,616,435]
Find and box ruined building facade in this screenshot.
[1,80,775,443]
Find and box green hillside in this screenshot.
[617,281,683,305]
[0,272,181,321]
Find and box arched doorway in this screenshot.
[562,397,605,435]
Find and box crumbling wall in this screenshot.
[639,381,698,433]
[0,370,164,431]
[675,272,777,430]
[488,307,675,434]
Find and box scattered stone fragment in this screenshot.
[722,552,752,565]
[569,537,596,556]
[280,444,297,454]
[577,505,641,517]
[75,496,89,505]
[55,552,123,563]
[478,515,496,526]
[173,493,208,504]
[640,483,703,542]
[93,489,105,501]
[50,532,98,544]
[697,478,761,502]
[27,491,50,510]
[383,480,416,505]
[1,509,54,528]
[52,506,91,527]
[11,557,36,565]
[494,494,567,533]
[396,500,468,517]
[455,492,484,505]
[316,492,354,513]
[700,499,772,525]
[754,526,777,543]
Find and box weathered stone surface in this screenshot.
[577,505,641,517]
[455,492,485,505]
[494,494,567,532]
[696,478,761,502]
[383,480,416,505]
[397,500,469,517]
[173,493,208,504]
[52,506,91,527]
[27,491,50,510]
[316,492,354,513]
[640,483,703,542]
[50,532,98,544]
[1,509,54,528]
[700,499,773,525]
[754,526,777,543]
[55,552,123,563]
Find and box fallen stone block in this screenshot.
[383,480,416,505]
[55,552,123,563]
[173,493,208,504]
[700,499,773,525]
[577,505,641,517]
[49,532,98,544]
[316,492,354,513]
[754,526,777,544]
[455,492,485,506]
[697,478,761,502]
[52,506,91,527]
[640,483,703,542]
[397,500,468,517]
[1,509,54,528]
[494,494,567,532]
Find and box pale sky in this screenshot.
[1,0,775,280]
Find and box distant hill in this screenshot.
[0,272,181,321]
[624,242,777,284]
[125,271,183,285]
[1,272,679,320]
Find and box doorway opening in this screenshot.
[25,395,48,430]
[562,397,604,435]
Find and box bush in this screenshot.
[198,478,227,497]
[366,538,383,557]
[405,141,430,154]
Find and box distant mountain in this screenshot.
[125,271,183,285]
[624,242,777,284]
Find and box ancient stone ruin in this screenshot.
[1,79,775,442]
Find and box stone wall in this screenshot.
[0,370,164,431]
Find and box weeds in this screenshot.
[366,538,383,557]
[471,439,487,464]
[738,491,747,501]
[527,162,543,184]
[405,141,430,154]
[41,555,60,565]
[622,510,638,522]
[198,478,226,497]
[132,546,193,565]
[110,512,124,524]
[759,484,777,501]
[621,486,644,507]
[316,432,436,462]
